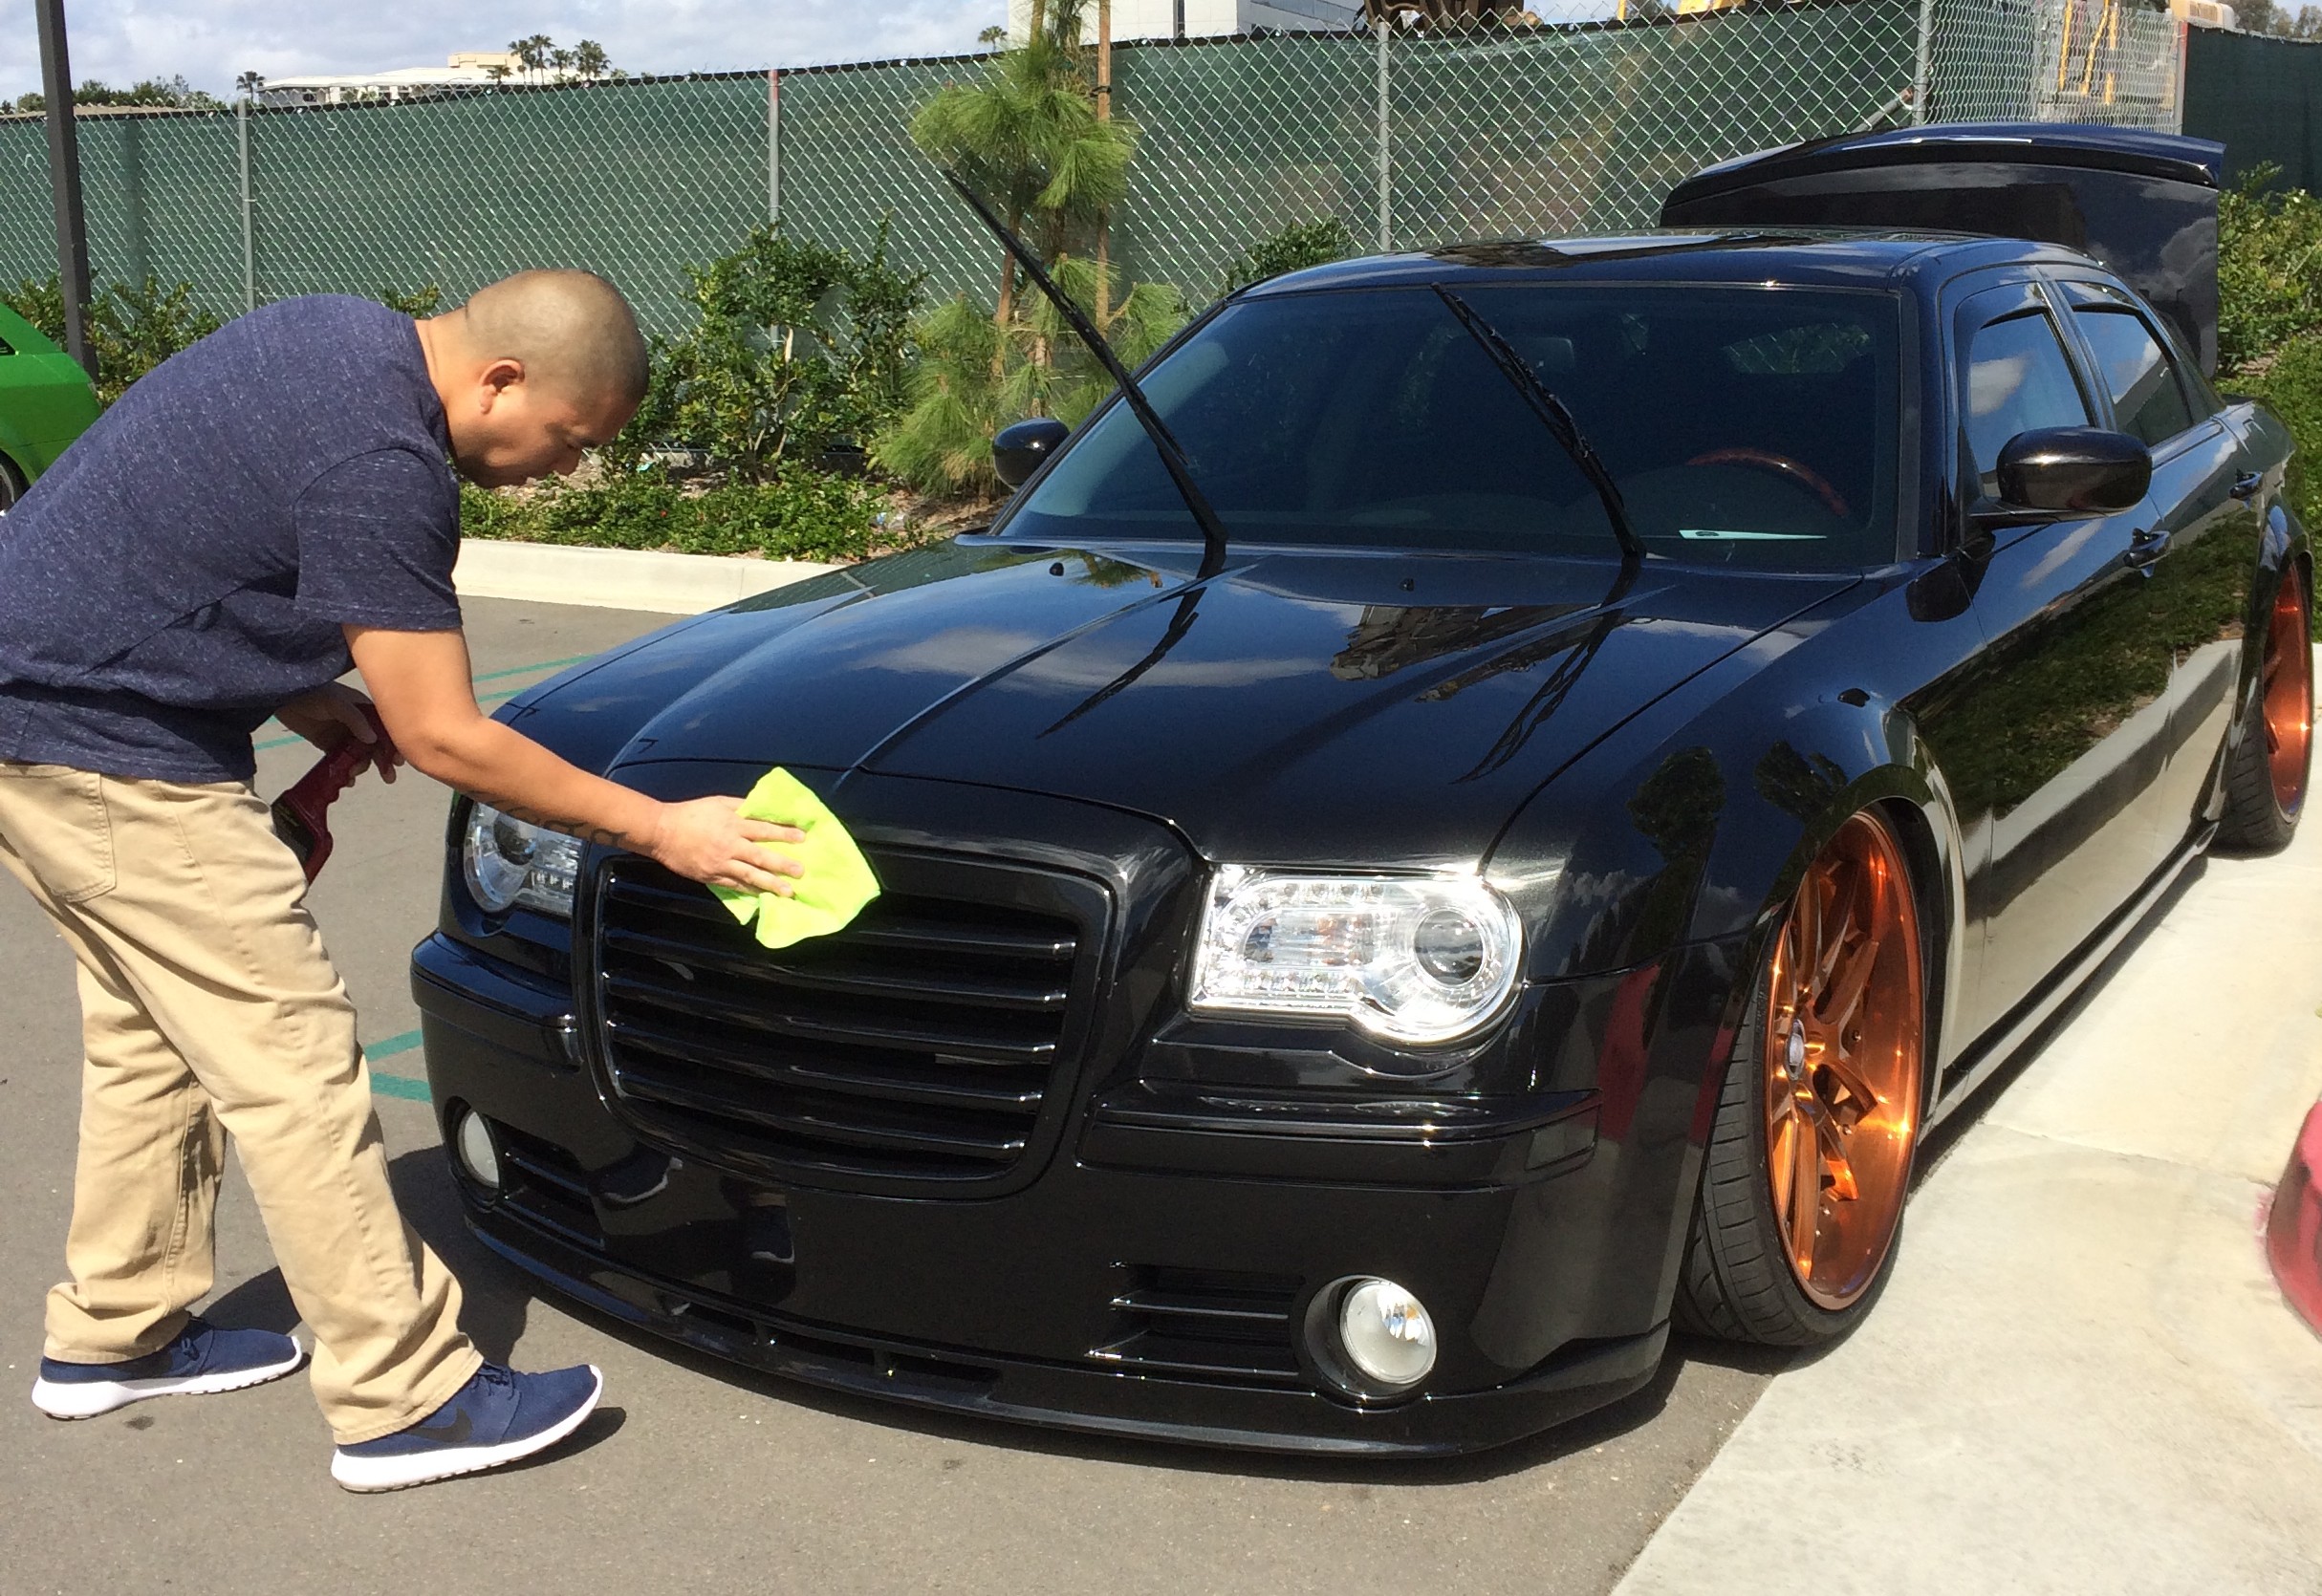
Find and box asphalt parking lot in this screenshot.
[0,597,1781,1596]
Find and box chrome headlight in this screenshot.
[462,804,582,918]
[1188,867,1525,1047]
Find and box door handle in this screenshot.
[2232,470,2265,501]
[2125,528,2170,572]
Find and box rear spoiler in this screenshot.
[1660,122,2225,376]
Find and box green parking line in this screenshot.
[253,654,598,752]
[365,1029,429,1102]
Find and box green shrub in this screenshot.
[608,227,922,483]
[1220,218,1356,296]
[460,465,901,563]
[3,273,221,405]
[2233,334,2322,537]
[2220,166,2322,376]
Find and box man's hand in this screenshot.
[276,681,401,785]
[648,798,807,896]
[343,626,809,893]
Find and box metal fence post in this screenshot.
[1912,0,1937,124]
[1376,16,1392,253]
[768,70,783,227]
[33,0,95,379]
[236,98,256,313]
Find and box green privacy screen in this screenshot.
[0,0,2184,335]
[2183,29,2322,191]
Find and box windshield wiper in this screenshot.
[940,171,1230,578]
[1432,286,1645,568]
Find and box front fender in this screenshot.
[1490,601,1970,1083]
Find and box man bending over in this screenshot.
[0,270,801,1493]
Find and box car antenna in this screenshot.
[1432,286,1646,569]
[940,170,1231,577]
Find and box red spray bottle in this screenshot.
[271,706,392,883]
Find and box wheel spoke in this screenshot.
[1815,870,1856,991]
[1786,1094,1823,1270]
[1815,1111,1858,1202]
[1819,932,1883,1037]
[1795,872,1823,979]
[1768,1107,1797,1219]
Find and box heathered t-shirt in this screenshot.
[0,294,462,784]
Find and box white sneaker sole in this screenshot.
[330,1366,604,1494]
[31,1343,306,1419]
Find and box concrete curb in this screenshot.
[452,538,841,615]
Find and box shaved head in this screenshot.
[455,270,649,409]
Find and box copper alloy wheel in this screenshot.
[1762,812,1924,1311]
[2263,574,2313,817]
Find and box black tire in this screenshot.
[2217,566,2312,854]
[0,458,23,514]
[1675,813,1929,1347]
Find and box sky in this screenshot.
[2,2,1011,102]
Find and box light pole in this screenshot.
[33,0,95,380]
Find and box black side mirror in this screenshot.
[1992,427,2152,517]
[993,418,1070,491]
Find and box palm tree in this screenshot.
[509,34,555,83]
[234,71,265,101]
[550,47,574,80]
[572,39,611,79]
[909,0,1133,330]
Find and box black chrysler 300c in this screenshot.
[413,221,2310,1454]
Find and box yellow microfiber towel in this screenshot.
[711,767,881,950]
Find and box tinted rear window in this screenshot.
[1000,284,1902,571]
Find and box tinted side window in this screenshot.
[1964,312,2090,492]
[2071,307,2195,446]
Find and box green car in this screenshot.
[0,301,101,512]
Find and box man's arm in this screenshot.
[342,625,803,895]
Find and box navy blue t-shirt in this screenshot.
[0,294,462,783]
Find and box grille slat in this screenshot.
[606,875,1078,959]
[604,973,1058,1063]
[610,1019,1049,1112]
[593,854,1096,1190]
[614,1070,1030,1161]
[494,1128,604,1251]
[602,924,1073,1013]
[1092,1268,1307,1388]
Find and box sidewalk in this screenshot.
[1618,683,2322,1593]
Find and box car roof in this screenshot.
[1242,228,2094,297]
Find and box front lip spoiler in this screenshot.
[465,1200,1667,1457]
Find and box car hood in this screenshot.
[509,539,1857,868]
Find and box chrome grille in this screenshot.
[589,853,1099,1192]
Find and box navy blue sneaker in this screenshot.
[330,1362,602,1493]
[32,1318,305,1419]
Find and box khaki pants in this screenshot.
[0,762,480,1443]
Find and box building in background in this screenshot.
[258,52,527,107]
[1008,0,1365,42]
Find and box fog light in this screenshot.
[452,1109,502,1193]
[1311,1277,1436,1398]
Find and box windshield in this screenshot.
[997,284,1903,571]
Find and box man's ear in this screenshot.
[474,357,526,414]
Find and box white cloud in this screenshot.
[5,1,1008,101]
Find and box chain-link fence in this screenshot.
[0,0,2186,335]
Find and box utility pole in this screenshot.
[33,0,95,380]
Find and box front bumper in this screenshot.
[415,921,1727,1456]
